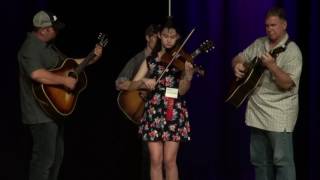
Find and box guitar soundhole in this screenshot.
[139,91,148,101]
[68,71,78,79]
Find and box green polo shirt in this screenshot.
[17,32,64,124]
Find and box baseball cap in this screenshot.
[33,10,65,30]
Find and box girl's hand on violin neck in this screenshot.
[142,78,156,90]
[184,61,195,81]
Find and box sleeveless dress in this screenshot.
[138,56,191,142]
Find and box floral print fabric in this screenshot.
[139,57,191,142]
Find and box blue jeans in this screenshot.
[250,127,295,180]
[29,122,64,180]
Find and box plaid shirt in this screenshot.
[239,33,302,132]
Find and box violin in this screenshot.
[160,40,214,76]
[161,48,193,72]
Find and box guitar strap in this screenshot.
[270,38,290,58]
[283,38,290,49]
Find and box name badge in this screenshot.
[165,88,178,99]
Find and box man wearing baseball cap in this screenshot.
[17,10,103,180]
[33,10,65,31]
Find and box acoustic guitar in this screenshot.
[117,40,214,124]
[225,44,288,108]
[32,33,108,120]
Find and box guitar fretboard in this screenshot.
[75,52,96,74]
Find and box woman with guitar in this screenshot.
[17,10,103,180]
[126,18,195,180]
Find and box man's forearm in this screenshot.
[266,63,295,90]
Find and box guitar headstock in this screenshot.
[199,40,215,53]
[97,32,109,47]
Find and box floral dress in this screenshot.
[138,56,191,142]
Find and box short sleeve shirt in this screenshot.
[116,50,147,82]
[18,33,64,124]
[239,33,303,132]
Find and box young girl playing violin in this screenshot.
[127,18,195,180]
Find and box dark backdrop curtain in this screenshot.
[173,0,320,180]
[1,0,319,180]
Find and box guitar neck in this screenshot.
[256,47,285,67]
[75,52,96,74]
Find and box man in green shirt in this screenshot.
[17,10,103,180]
